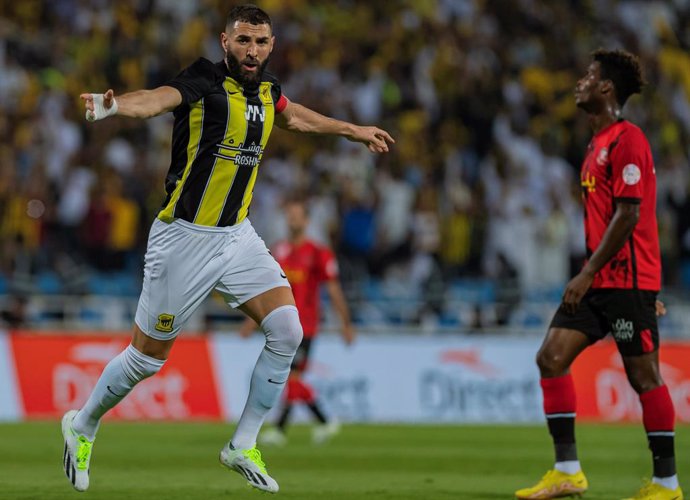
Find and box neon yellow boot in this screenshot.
[622,480,683,500]
[515,469,588,499]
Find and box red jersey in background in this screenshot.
[580,119,660,291]
[273,240,339,337]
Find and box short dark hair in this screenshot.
[227,4,272,30]
[283,193,309,214]
[592,49,645,106]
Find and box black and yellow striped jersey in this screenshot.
[159,57,287,227]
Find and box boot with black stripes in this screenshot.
[61,410,94,492]
[219,441,279,493]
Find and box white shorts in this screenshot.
[135,217,289,340]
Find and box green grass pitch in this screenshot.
[0,422,687,499]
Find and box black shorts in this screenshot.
[549,288,659,356]
[291,337,313,371]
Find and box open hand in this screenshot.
[348,126,395,153]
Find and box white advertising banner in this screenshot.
[4,331,688,423]
[210,333,544,423]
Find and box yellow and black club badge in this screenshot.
[155,313,175,333]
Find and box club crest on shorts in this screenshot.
[155,313,175,333]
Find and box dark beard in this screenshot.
[225,52,269,89]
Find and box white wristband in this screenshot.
[85,94,118,121]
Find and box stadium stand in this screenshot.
[1,0,689,332]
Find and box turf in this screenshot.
[0,422,687,499]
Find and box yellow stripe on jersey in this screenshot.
[235,82,276,224]
[192,80,249,226]
[236,166,259,224]
[158,99,205,223]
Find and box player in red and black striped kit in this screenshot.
[516,50,683,500]
[241,196,354,445]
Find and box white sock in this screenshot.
[653,475,679,490]
[231,305,302,450]
[554,460,581,475]
[72,344,165,440]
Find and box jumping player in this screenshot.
[516,49,683,500]
[63,4,393,494]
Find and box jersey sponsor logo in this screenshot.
[155,313,175,333]
[611,318,634,342]
[596,147,608,166]
[216,143,263,155]
[581,172,596,193]
[244,104,265,122]
[233,154,260,167]
[215,143,263,168]
[622,163,641,185]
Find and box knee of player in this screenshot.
[536,349,569,377]
[122,344,166,381]
[624,366,664,394]
[262,305,303,356]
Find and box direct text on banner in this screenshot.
[9,333,222,420]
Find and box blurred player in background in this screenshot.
[62,4,393,494]
[516,50,682,500]
[240,195,354,446]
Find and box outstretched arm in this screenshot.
[80,87,183,121]
[275,100,394,153]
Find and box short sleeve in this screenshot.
[268,80,288,113]
[166,58,222,105]
[317,246,339,281]
[610,128,648,202]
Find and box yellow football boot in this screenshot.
[623,480,683,500]
[515,469,588,499]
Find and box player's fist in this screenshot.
[80,89,118,121]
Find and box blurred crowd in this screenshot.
[1,0,690,309]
